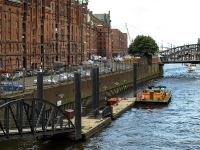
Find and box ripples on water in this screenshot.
[1,63,200,150]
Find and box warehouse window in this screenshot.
[8,58,11,69]
[0,59,2,68]
[16,58,19,68]
[8,9,11,17]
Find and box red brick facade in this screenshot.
[0,0,127,71]
[111,29,127,57]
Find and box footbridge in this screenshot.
[159,44,200,63]
[0,98,75,141]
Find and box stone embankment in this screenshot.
[5,63,163,109]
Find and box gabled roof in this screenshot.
[93,12,111,27]
[78,0,88,4]
[6,0,22,3]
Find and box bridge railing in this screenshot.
[159,44,200,63]
[0,98,75,141]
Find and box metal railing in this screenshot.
[93,106,113,119]
[0,61,136,96]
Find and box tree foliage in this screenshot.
[128,35,158,57]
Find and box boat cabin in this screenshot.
[137,86,168,101]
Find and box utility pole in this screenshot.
[40,0,45,69]
[55,0,59,62]
[22,0,27,69]
[81,0,84,63]
[67,0,71,65]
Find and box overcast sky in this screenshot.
[88,0,200,48]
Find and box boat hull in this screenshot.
[106,97,121,106]
[64,109,75,119]
[135,85,172,106]
[135,93,171,105]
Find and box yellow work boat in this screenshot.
[135,86,172,105]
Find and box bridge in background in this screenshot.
[0,98,75,141]
[159,44,200,63]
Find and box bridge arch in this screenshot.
[159,44,200,63]
[0,98,75,141]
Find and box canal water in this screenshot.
[1,63,200,150]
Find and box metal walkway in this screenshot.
[159,44,200,63]
[0,98,75,141]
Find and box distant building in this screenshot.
[198,38,200,44]
[92,12,112,58]
[111,29,127,57]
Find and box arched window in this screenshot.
[9,44,11,52]
[52,57,54,64]
[16,44,19,53]
[46,56,49,65]
[0,7,2,15]
[8,8,11,17]
[8,58,11,69]
[0,59,2,68]
[16,58,19,68]
[16,10,19,18]
[52,43,54,52]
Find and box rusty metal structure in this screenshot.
[0,98,75,141]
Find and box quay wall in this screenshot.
[7,63,163,109]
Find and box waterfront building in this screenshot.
[0,0,127,71]
[111,29,127,57]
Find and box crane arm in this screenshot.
[125,23,132,43]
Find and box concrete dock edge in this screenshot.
[112,99,135,119]
[82,117,111,140]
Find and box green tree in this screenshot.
[128,35,158,57]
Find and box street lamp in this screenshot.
[80,0,85,62]
[123,80,126,89]
[115,82,119,98]
[57,93,64,107]
[103,85,107,105]
[23,68,25,92]
[123,80,127,100]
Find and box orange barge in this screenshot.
[136,86,171,105]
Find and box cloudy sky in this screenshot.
[88,0,200,48]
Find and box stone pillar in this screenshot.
[159,63,164,77]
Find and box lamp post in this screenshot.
[23,68,25,92]
[115,82,119,98]
[124,61,126,73]
[123,80,126,89]
[123,80,127,100]
[80,0,84,62]
[103,85,107,105]
[57,93,64,107]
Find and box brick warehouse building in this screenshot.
[111,29,127,57]
[0,0,127,71]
